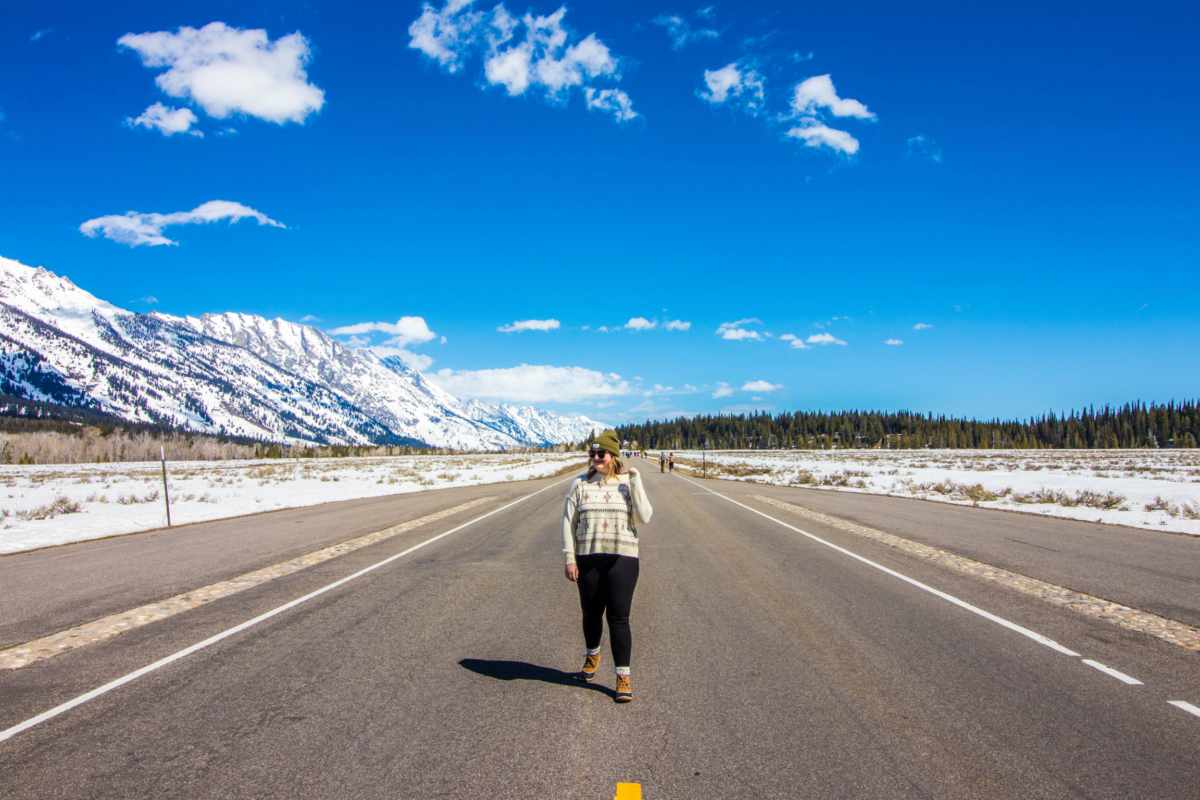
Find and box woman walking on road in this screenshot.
[562,430,653,703]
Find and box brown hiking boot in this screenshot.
[614,674,632,703]
[578,652,601,682]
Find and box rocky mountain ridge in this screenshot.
[0,256,605,449]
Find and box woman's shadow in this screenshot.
[459,659,613,697]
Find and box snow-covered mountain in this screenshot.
[0,256,606,449]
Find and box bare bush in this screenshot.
[1144,496,1180,517]
[16,496,82,521]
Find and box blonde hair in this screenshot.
[587,453,626,481]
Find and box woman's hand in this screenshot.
[565,563,579,582]
[628,467,638,478]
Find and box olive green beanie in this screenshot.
[591,430,620,456]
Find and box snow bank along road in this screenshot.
[1,466,1198,798]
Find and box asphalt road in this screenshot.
[1,463,1198,799]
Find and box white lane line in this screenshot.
[0,476,577,745]
[1168,701,1200,719]
[678,474,1080,658]
[1081,659,1143,685]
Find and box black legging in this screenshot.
[576,553,640,668]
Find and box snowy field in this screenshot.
[667,449,1200,536]
[0,453,585,554]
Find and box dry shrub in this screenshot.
[16,496,82,521]
[1144,496,1180,517]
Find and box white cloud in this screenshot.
[328,317,437,348]
[791,74,875,120]
[786,122,860,155]
[885,339,903,345]
[652,14,719,49]
[717,318,769,340]
[498,318,560,333]
[806,332,847,345]
[742,380,782,392]
[139,296,159,305]
[118,22,325,129]
[596,325,609,333]
[907,134,943,163]
[330,316,438,369]
[625,317,657,331]
[584,87,638,122]
[699,62,765,115]
[410,1,636,123]
[428,364,632,403]
[711,382,734,398]
[408,0,491,72]
[299,314,321,322]
[30,29,53,42]
[720,328,765,341]
[79,200,284,247]
[780,334,810,350]
[663,319,691,331]
[913,323,933,330]
[126,102,201,136]
[784,74,874,157]
[684,384,697,391]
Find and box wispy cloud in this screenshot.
[126,103,201,137]
[30,29,54,42]
[907,134,943,163]
[716,318,770,341]
[328,317,437,347]
[428,364,631,403]
[652,12,719,50]
[79,200,284,247]
[299,314,322,323]
[784,74,875,156]
[791,74,875,120]
[663,319,691,331]
[913,322,933,330]
[712,382,734,398]
[119,22,325,135]
[498,318,560,332]
[806,332,847,346]
[409,1,637,124]
[139,296,159,305]
[780,334,809,350]
[885,338,903,345]
[625,317,657,331]
[698,61,765,115]
[328,316,438,370]
[742,380,782,392]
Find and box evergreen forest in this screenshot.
[617,401,1200,451]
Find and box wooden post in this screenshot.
[160,446,171,527]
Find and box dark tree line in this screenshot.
[618,400,1200,450]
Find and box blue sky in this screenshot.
[1,1,1197,424]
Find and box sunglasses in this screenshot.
[588,450,611,459]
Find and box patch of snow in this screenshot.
[0,453,585,554]
[667,449,1200,536]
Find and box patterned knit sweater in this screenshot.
[561,470,653,565]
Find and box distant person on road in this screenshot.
[659,452,666,473]
[562,429,653,703]
[668,453,675,473]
